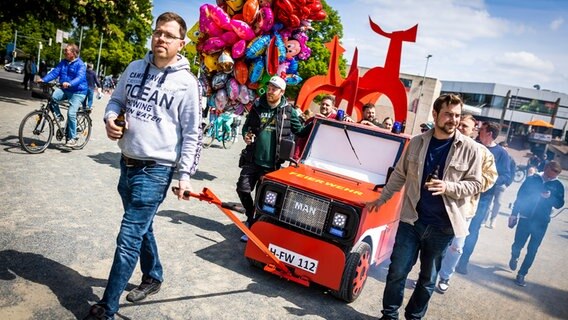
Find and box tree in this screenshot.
[0,0,152,74]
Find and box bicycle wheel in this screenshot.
[222,126,236,149]
[203,123,216,148]
[74,112,92,149]
[19,110,54,154]
[513,167,525,183]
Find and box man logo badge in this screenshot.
[294,201,317,215]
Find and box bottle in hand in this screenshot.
[114,108,126,139]
[424,165,440,189]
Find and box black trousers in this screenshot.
[236,162,273,225]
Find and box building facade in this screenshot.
[441,81,568,141]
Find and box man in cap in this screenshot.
[236,75,304,241]
[420,122,434,133]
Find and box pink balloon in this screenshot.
[207,4,232,30]
[259,7,274,33]
[231,40,246,59]
[227,77,240,101]
[199,5,224,36]
[221,31,239,45]
[231,19,255,41]
[203,37,227,54]
[215,90,228,110]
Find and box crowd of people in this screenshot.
[32,11,564,320]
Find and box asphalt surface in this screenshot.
[0,68,567,320]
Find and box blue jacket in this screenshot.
[512,173,565,224]
[42,58,88,94]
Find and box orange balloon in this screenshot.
[243,0,260,24]
[234,60,249,85]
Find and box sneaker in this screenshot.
[240,234,249,242]
[126,275,161,302]
[437,278,450,293]
[83,304,110,320]
[65,138,79,147]
[515,274,527,287]
[509,257,518,271]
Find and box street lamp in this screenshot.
[412,54,432,133]
[506,88,520,141]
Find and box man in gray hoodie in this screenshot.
[84,12,202,320]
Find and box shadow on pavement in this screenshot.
[0,134,68,154]
[456,262,568,319]
[89,151,121,169]
[156,209,373,319]
[0,249,108,319]
[0,78,40,105]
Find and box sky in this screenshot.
[152,0,568,94]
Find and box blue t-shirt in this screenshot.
[416,136,454,227]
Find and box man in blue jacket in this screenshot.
[508,160,564,286]
[38,43,88,148]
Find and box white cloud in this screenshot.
[494,51,555,73]
[336,0,568,92]
[550,18,564,31]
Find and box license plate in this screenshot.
[268,243,319,274]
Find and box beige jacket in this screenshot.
[467,144,497,218]
[376,129,483,237]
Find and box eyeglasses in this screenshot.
[152,30,183,43]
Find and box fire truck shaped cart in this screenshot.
[245,118,409,302]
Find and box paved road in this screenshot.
[0,70,567,319]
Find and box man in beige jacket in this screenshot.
[366,94,483,320]
[437,114,497,293]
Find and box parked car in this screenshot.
[4,61,25,74]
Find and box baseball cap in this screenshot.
[268,76,286,91]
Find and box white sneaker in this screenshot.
[65,138,78,147]
[437,278,450,293]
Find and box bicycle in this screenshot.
[18,82,92,154]
[203,108,240,149]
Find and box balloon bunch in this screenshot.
[193,0,327,111]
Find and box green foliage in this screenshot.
[0,0,152,75]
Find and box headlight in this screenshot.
[264,190,278,206]
[261,190,279,214]
[332,212,347,228]
[327,203,359,239]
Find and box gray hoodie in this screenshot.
[104,52,201,180]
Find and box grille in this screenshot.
[280,189,329,235]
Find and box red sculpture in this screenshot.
[296,17,418,122]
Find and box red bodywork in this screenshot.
[245,119,409,299]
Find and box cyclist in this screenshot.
[37,43,88,147]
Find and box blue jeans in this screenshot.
[99,159,174,318]
[85,87,95,109]
[439,219,471,280]
[381,221,454,319]
[458,195,491,268]
[51,88,86,140]
[511,218,549,276]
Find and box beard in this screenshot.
[437,122,457,135]
[266,93,281,105]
